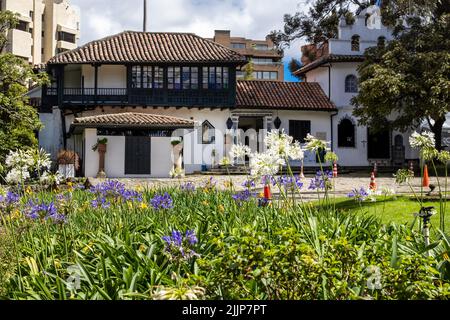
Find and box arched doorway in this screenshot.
[367,127,390,159]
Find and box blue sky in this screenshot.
[70,0,307,82]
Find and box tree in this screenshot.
[288,58,303,80]
[270,0,450,149]
[0,11,48,163]
[243,59,255,80]
[352,1,450,149]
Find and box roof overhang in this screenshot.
[294,54,365,76]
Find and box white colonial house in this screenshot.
[294,8,419,168]
[36,9,422,178]
[38,31,336,178]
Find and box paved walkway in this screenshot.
[89,174,444,201]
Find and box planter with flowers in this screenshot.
[57,150,79,178]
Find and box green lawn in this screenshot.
[328,196,449,227]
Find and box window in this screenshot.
[169,66,198,90]
[154,67,164,88]
[253,71,278,80]
[132,66,142,88]
[29,28,33,35]
[351,35,360,51]
[57,31,76,43]
[200,120,215,144]
[132,66,164,89]
[377,36,386,48]
[338,118,356,147]
[289,120,311,144]
[42,31,45,38]
[168,67,181,89]
[202,67,229,89]
[15,20,28,32]
[345,75,358,93]
[236,71,245,79]
[253,44,269,50]
[231,43,246,49]
[142,66,153,89]
[252,58,275,65]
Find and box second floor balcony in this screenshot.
[43,87,234,108]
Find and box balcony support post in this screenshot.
[94,64,99,105]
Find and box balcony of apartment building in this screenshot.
[6,16,33,61]
[56,25,78,52]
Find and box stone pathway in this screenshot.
[89,174,444,201]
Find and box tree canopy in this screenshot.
[270,0,450,149]
[0,10,48,163]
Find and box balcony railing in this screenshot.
[43,87,233,107]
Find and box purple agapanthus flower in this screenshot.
[277,175,304,190]
[162,229,199,261]
[241,179,256,189]
[309,170,333,191]
[261,175,276,186]
[181,182,196,192]
[90,180,142,208]
[0,192,20,206]
[348,187,370,202]
[232,189,254,206]
[26,200,66,223]
[151,192,174,210]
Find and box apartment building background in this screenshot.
[211,30,284,81]
[0,0,80,65]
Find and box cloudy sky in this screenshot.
[70,0,309,81]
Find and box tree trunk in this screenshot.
[431,117,446,151]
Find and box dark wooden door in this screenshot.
[289,120,311,143]
[125,136,151,175]
[368,128,390,159]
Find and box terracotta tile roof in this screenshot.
[48,31,247,65]
[294,54,365,75]
[236,80,336,111]
[72,112,195,128]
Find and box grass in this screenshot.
[325,196,449,227]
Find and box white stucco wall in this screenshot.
[81,65,127,88]
[83,128,174,178]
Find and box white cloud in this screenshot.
[70,0,308,78]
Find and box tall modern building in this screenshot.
[210,30,284,81]
[0,0,80,65]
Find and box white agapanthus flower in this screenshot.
[5,168,30,184]
[35,148,52,170]
[264,129,304,161]
[304,134,330,152]
[287,141,304,160]
[39,171,64,185]
[249,151,284,177]
[229,144,251,160]
[409,131,435,150]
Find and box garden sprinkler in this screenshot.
[414,206,436,250]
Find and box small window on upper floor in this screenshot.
[231,43,246,49]
[15,20,29,32]
[345,75,358,93]
[351,35,360,51]
[253,44,269,51]
[377,36,386,48]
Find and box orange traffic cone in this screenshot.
[423,164,430,187]
[333,162,338,178]
[369,172,377,191]
[264,185,272,200]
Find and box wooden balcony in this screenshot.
[43,87,235,108]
